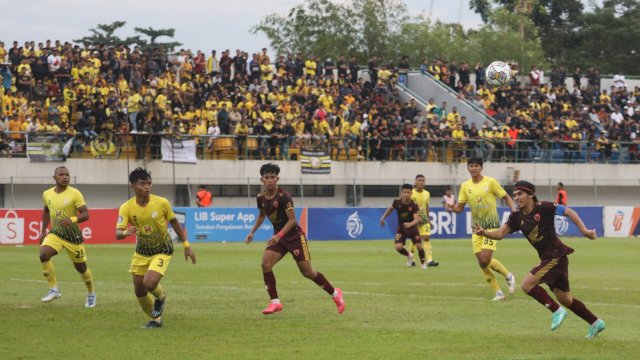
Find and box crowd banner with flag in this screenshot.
[161,137,197,164]
[300,149,331,174]
[26,134,73,162]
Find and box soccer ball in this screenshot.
[485,61,512,86]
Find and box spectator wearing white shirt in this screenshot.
[47,49,61,73]
[613,73,627,90]
[611,107,624,125]
[441,187,455,209]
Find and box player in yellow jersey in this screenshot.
[447,158,517,300]
[116,168,196,328]
[409,174,439,267]
[39,166,96,307]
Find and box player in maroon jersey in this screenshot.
[380,184,427,268]
[472,181,606,338]
[245,163,345,315]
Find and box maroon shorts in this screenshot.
[531,255,570,292]
[265,230,310,262]
[394,225,421,245]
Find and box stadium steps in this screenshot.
[403,72,502,129]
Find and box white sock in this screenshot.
[51,287,59,292]
[270,298,281,304]
[332,290,338,298]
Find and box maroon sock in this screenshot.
[418,248,426,264]
[527,286,560,312]
[312,272,335,295]
[568,298,598,324]
[396,248,409,256]
[263,271,278,299]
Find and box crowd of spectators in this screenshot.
[420,59,640,163]
[1,39,639,163]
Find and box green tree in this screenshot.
[251,0,357,58]
[134,27,182,52]
[351,0,408,60]
[568,0,640,74]
[74,21,140,47]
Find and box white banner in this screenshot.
[161,138,197,164]
[604,207,637,237]
[0,211,24,244]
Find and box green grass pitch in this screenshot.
[1,238,639,359]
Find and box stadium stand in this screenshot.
[1,40,639,163]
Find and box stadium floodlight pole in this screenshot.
[299,176,304,207]
[171,136,176,190]
[353,178,357,207]
[10,176,15,208]
[126,141,131,199]
[187,177,192,207]
[247,177,251,207]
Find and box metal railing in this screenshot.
[2,132,639,164]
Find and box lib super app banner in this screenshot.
[175,207,307,243]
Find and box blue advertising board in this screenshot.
[175,207,304,243]
[307,207,603,241]
[175,206,602,242]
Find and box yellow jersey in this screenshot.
[42,186,86,244]
[411,188,430,224]
[117,195,175,256]
[458,176,506,229]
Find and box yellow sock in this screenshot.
[481,267,502,293]
[150,284,165,300]
[424,240,433,262]
[80,268,95,293]
[137,294,154,318]
[489,258,509,277]
[41,261,57,289]
[409,243,416,254]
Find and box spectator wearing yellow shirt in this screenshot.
[260,58,273,84]
[154,88,168,114]
[446,107,461,128]
[305,57,317,78]
[377,65,392,86]
[127,91,144,133]
[451,124,467,162]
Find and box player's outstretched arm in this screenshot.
[116,227,137,240]
[170,217,196,264]
[564,207,597,240]
[503,194,516,212]
[380,206,393,227]
[59,205,90,227]
[448,202,465,213]
[245,209,266,244]
[473,222,511,240]
[405,213,421,228]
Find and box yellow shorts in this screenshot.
[417,223,431,237]
[41,233,87,263]
[472,230,498,253]
[130,252,172,276]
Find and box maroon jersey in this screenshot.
[392,199,419,225]
[506,201,574,260]
[257,188,302,234]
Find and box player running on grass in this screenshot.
[39,166,96,308]
[380,184,427,269]
[245,163,345,315]
[116,168,197,328]
[409,174,439,267]
[447,157,517,300]
[473,180,605,338]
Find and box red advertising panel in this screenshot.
[0,209,133,245]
